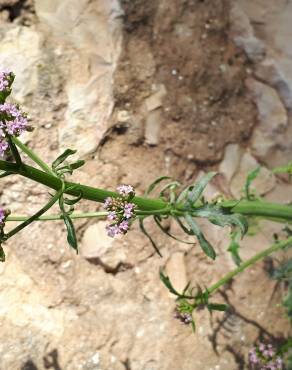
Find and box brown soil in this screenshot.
[100,0,256,184]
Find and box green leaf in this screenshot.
[207,303,228,312]
[273,162,292,175]
[184,214,216,260]
[194,205,248,238]
[191,319,196,332]
[145,176,172,196]
[154,216,194,245]
[244,166,260,199]
[139,218,162,257]
[228,232,242,266]
[63,190,83,206]
[0,246,5,262]
[159,270,181,296]
[186,172,217,206]
[63,214,78,252]
[52,149,77,171]
[0,170,13,178]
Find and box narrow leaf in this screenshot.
[52,149,77,170]
[139,218,162,257]
[145,176,171,196]
[187,172,217,206]
[63,214,78,252]
[185,214,216,259]
[0,246,5,262]
[154,216,194,245]
[227,232,242,266]
[207,303,228,312]
[244,166,260,199]
[159,270,181,296]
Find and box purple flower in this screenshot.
[119,220,129,233]
[0,103,28,136]
[106,224,120,238]
[0,139,8,157]
[117,184,134,196]
[107,211,117,221]
[104,197,113,209]
[0,70,12,92]
[0,207,5,225]
[123,202,135,219]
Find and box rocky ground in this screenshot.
[0,0,291,369]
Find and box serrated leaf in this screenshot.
[139,218,162,257]
[207,303,228,312]
[185,214,216,260]
[145,176,172,196]
[186,172,217,206]
[63,214,78,252]
[52,149,77,170]
[244,166,260,199]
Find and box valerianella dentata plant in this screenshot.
[104,185,136,237]
[0,70,13,93]
[249,343,284,370]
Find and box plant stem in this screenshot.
[5,208,170,222]
[1,159,292,220]
[7,136,22,166]
[4,187,64,240]
[12,137,55,176]
[206,236,292,296]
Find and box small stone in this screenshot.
[80,222,114,259]
[145,109,162,146]
[219,144,242,183]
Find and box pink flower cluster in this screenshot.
[174,308,193,325]
[104,185,136,238]
[0,207,6,225]
[0,102,29,156]
[0,70,13,92]
[249,343,283,370]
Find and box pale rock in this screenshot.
[219,144,242,183]
[230,3,265,62]
[145,84,167,112]
[0,26,40,103]
[35,0,123,156]
[145,109,162,146]
[165,252,187,295]
[230,152,276,197]
[80,222,114,259]
[246,78,287,159]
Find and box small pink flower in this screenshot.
[0,139,8,157]
[119,220,129,233]
[124,202,135,219]
[104,197,113,209]
[106,224,120,238]
[117,184,134,196]
[107,211,117,221]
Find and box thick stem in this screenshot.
[206,236,292,296]
[0,160,167,211]
[1,159,292,220]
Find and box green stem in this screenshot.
[206,236,292,296]
[12,137,55,176]
[6,208,171,222]
[1,158,292,220]
[4,187,64,240]
[7,136,22,166]
[0,160,167,211]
